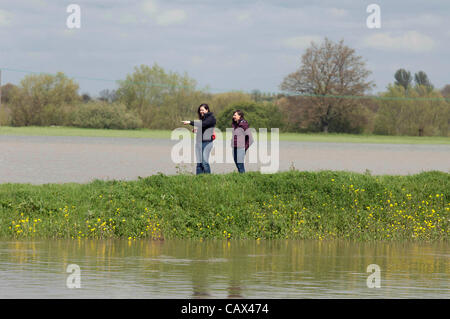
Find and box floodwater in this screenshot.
[0,240,448,299]
[0,135,449,184]
[1,136,448,299]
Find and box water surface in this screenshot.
[0,240,448,298]
[1,136,449,184]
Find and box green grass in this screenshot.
[0,171,448,241]
[1,126,449,144]
[0,126,171,139]
[278,132,450,144]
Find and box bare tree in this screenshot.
[441,84,450,99]
[280,38,374,133]
[98,89,117,103]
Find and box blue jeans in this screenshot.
[233,147,246,173]
[196,141,213,174]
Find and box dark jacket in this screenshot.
[232,119,253,150]
[190,112,216,142]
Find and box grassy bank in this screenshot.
[1,125,449,144]
[0,171,448,241]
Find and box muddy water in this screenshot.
[0,240,448,299]
[0,135,449,184]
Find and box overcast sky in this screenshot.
[0,0,449,96]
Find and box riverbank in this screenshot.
[0,171,448,241]
[1,126,449,144]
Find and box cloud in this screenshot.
[282,35,322,50]
[100,1,187,26]
[0,10,13,26]
[29,0,48,7]
[142,0,158,16]
[224,53,249,68]
[383,13,444,29]
[328,8,347,18]
[190,56,205,66]
[60,29,78,37]
[236,12,252,23]
[140,0,187,26]
[155,9,187,26]
[414,14,443,27]
[363,31,436,53]
[118,14,140,25]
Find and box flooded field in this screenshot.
[0,239,448,299]
[0,135,449,184]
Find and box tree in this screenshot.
[441,85,450,99]
[1,83,17,104]
[280,38,374,133]
[98,89,117,103]
[116,64,206,129]
[81,93,92,103]
[374,84,449,136]
[394,69,412,91]
[414,71,433,91]
[209,91,252,115]
[70,101,143,130]
[0,83,15,125]
[251,89,263,102]
[250,89,277,103]
[216,101,284,132]
[275,96,310,132]
[9,72,80,126]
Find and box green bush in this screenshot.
[9,72,80,126]
[0,104,12,126]
[70,101,143,129]
[216,101,284,131]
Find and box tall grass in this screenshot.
[0,171,448,241]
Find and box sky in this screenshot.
[0,0,449,97]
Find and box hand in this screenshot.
[182,121,190,125]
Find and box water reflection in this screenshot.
[0,240,448,298]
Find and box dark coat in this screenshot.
[232,119,253,150]
[190,112,216,142]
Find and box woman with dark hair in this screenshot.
[182,104,216,174]
[231,109,253,173]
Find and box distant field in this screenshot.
[0,126,449,144]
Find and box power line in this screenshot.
[1,66,449,102]
[283,92,450,102]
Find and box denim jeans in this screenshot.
[196,141,213,174]
[233,147,246,173]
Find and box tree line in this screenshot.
[1,38,448,136]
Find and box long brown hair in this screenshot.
[197,103,210,119]
[232,109,245,123]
